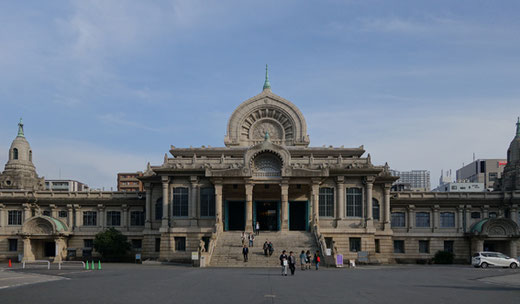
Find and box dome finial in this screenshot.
[263,64,271,91]
[17,118,24,137]
[264,131,270,141]
[516,116,520,137]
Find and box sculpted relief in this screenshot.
[251,120,283,141]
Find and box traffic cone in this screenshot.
[91,261,94,270]
[8,259,12,268]
[98,260,102,270]
[85,261,89,270]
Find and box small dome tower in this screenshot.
[0,119,45,190]
[499,117,520,191]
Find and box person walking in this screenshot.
[241,232,246,246]
[249,232,254,247]
[242,245,249,262]
[288,251,296,275]
[314,250,320,270]
[306,250,312,270]
[268,242,274,257]
[279,250,288,276]
[255,221,260,235]
[263,241,269,256]
[299,250,307,270]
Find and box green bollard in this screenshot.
[85,260,89,270]
[98,260,102,270]
[91,261,94,270]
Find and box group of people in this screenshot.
[279,250,320,276]
[241,232,255,247]
[263,240,274,257]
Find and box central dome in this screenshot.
[224,72,310,147]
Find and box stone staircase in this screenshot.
[209,231,319,267]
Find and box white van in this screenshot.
[472,252,519,268]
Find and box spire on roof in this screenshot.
[263,64,271,91]
[516,116,520,137]
[17,118,24,137]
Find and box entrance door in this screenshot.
[256,201,279,231]
[44,241,55,257]
[227,201,245,231]
[289,201,307,231]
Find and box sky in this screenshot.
[1,0,519,189]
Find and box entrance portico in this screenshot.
[20,216,69,262]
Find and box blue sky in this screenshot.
[1,0,519,189]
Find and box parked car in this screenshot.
[472,252,519,268]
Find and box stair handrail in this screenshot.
[202,222,222,266]
[312,223,335,267]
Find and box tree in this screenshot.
[433,250,454,264]
[93,228,131,261]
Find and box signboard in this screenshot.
[135,253,141,260]
[325,248,332,256]
[357,251,369,263]
[191,252,199,260]
[336,254,343,267]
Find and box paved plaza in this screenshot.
[0,263,519,304]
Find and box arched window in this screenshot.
[155,198,163,220]
[13,148,18,160]
[372,198,380,221]
[29,150,32,161]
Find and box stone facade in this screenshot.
[0,79,519,265]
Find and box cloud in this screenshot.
[97,113,162,133]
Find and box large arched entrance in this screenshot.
[469,218,520,258]
[20,216,69,262]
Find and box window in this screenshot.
[130,211,145,226]
[58,210,68,218]
[346,187,362,217]
[155,238,161,252]
[375,239,380,253]
[132,239,142,251]
[106,211,121,226]
[444,240,454,253]
[8,210,22,225]
[13,148,18,160]
[8,239,18,251]
[416,212,430,228]
[372,199,380,221]
[83,211,97,226]
[319,187,334,217]
[29,150,32,161]
[391,212,405,227]
[200,187,215,217]
[394,240,405,253]
[84,239,93,248]
[349,238,361,252]
[419,240,429,253]
[172,187,189,217]
[471,212,481,219]
[155,198,163,220]
[489,212,497,218]
[175,237,186,251]
[42,210,51,216]
[440,212,455,228]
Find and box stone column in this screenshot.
[23,203,31,222]
[336,177,345,221]
[511,205,518,223]
[311,181,320,224]
[50,204,58,218]
[384,185,391,230]
[74,204,81,228]
[66,204,73,230]
[465,205,472,233]
[482,205,489,218]
[97,204,105,229]
[245,183,253,232]
[0,204,4,227]
[509,240,517,259]
[144,183,152,229]
[189,177,199,226]
[22,237,34,262]
[161,177,170,229]
[54,237,66,263]
[457,205,464,233]
[366,178,374,228]
[407,205,415,232]
[121,204,128,230]
[432,205,440,232]
[214,182,223,231]
[281,182,289,231]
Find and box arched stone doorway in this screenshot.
[19,216,70,262]
[469,218,520,258]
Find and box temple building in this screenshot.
[0,70,519,266]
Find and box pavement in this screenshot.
[0,263,519,304]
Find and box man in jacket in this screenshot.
[279,250,288,276]
[288,251,296,275]
[242,245,249,262]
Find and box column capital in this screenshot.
[190,176,199,185]
[364,176,376,184]
[245,183,254,193]
[97,204,105,211]
[161,176,170,184]
[144,182,153,191]
[336,176,344,183]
